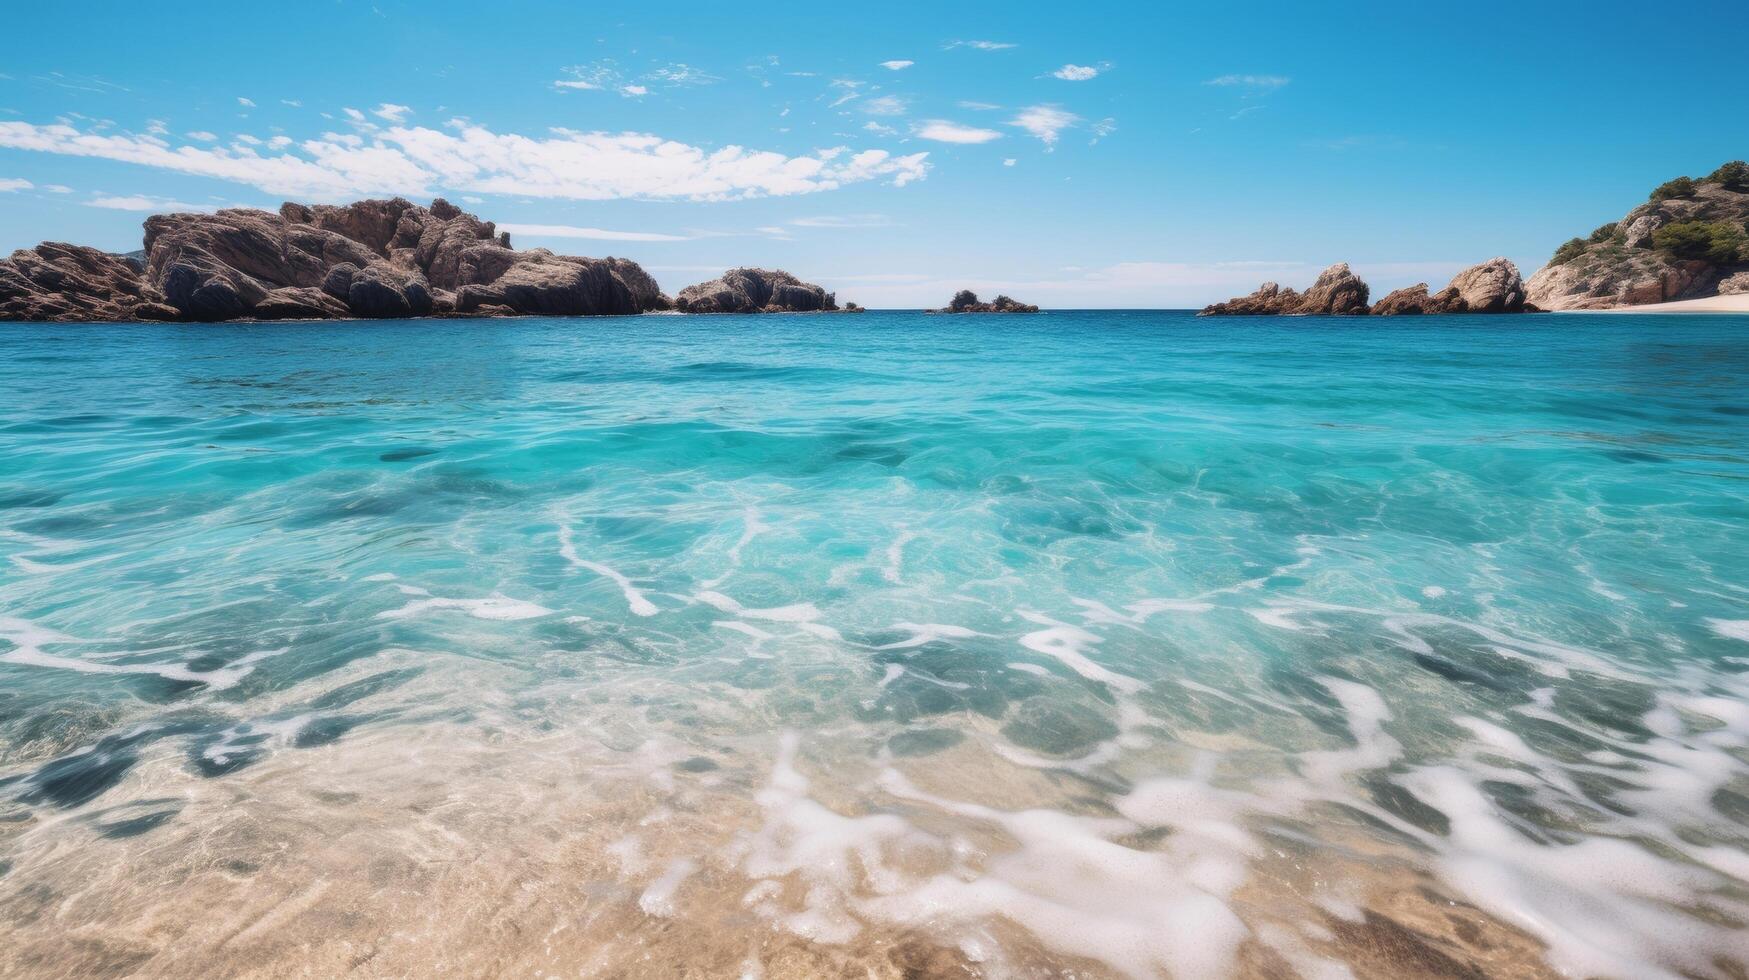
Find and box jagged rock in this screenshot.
[0,242,154,321]
[932,290,1040,313]
[1719,271,1749,295]
[675,268,838,313]
[1298,263,1370,314]
[1444,257,1526,312]
[1370,283,1438,316]
[4,196,668,322]
[1528,167,1749,310]
[252,286,352,320]
[1199,282,1301,315]
[454,250,663,316]
[1201,263,1367,315]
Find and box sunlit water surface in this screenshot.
[1,311,1746,979]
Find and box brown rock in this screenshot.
[675,268,839,313]
[1443,257,1526,313]
[931,289,1040,313]
[0,242,151,321]
[1298,262,1371,314]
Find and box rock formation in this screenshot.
[673,268,839,313]
[1204,259,1529,316]
[1526,161,1749,310]
[1,198,671,322]
[1371,258,1529,315]
[930,290,1040,313]
[1199,262,1370,315]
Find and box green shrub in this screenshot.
[1550,238,1588,266]
[1650,176,1697,202]
[1588,222,1618,243]
[1652,220,1748,264]
[1703,160,1749,192]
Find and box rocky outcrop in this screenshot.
[673,268,839,313]
[1207,259,1528,316]
[1527,162,1749,310]
[1,197,669,322]
[1719,271,1749,295]
[930,290,1039,313]
[1371,259,1528,315]
[0,243,152,321]
[1200,263,1369,315]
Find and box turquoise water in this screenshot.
[1,312,1746,978]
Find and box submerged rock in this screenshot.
[674,268,839,313]
[930,290,1040,313]
[1,197,668,322]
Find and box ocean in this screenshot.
[1,311,1746,978]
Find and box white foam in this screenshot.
[701,505,769,589]
[1015,611,1143,694]
[695,591,822,624]
[376,594,553,622]
[0,616,278,691]
[882,529,917,584]
[1705,618,1749,642]
[638,857,699,918]
[558,525,658,616]
[1421,585,1447,599]
[873,622,985,649]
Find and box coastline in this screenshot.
[1564,292,1749,314]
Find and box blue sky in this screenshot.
[2,0,1743,307]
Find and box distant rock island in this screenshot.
[0,198,846,322]
[929,290,1039,313]
[1202,258,1532,316]
[673,268,849,313]
[1527,161,1749,309]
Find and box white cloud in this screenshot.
[1091,118,1117,143]
[1230,105,1265,120]
[342,107,367,122]
[957,100,1002,111]
[185,130,218,142]
[914,120,1003,144]
[861,95,907,117]
[621,85,648,97]
[645,64,720,86]
[268,135,293,149]
[1204,74,1290,90]
[946,40,1016,50]
[0,177,32,192]
[0,119,931,202]
[1002,158,1016,167]
[1009,105,1078,145]
[145,119,169,136]
[495,222,692,242]
[460,195,483,204]
[43,183,73,193]
[372,103,412,122]
[84,194,227,213]
[234,134,262,145]
[879,60,914,71]
[237,97,256,108]
[863,121,896,135]
[281,99,303,108]
[553,79,600,91]
[1051,64,1103,81]
[790,214,890,228]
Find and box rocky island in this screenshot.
[1526,161,1749,309]
[673,267,847,313]
[0,198,846,322]
[929,290,1039,313]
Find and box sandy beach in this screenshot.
[1578,292,1749,313]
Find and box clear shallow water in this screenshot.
[0,311,1746,978]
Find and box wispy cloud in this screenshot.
[0,177,32,192]
[915,120,1003,144]
[495,222,692,242]
[957,100,1002,111]
[1230,105,1265,120]
[645,63,721,86]
[945,40,1016,51]
[185,130,218,142]
[372,103,412,122]
[83,194,237,213]
[1002,158,1016,167]
[1204,74,1291,90]
[237,97,256,108]
[1009,105,1078,146]
[42,183,72,193]
[0,119,931,202]
[789,214,891,228]
[280,99,303,108]
[1051,63,1109,81]
[879,60,914,71]
[555,61,721,96]
[861,95,908,117]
